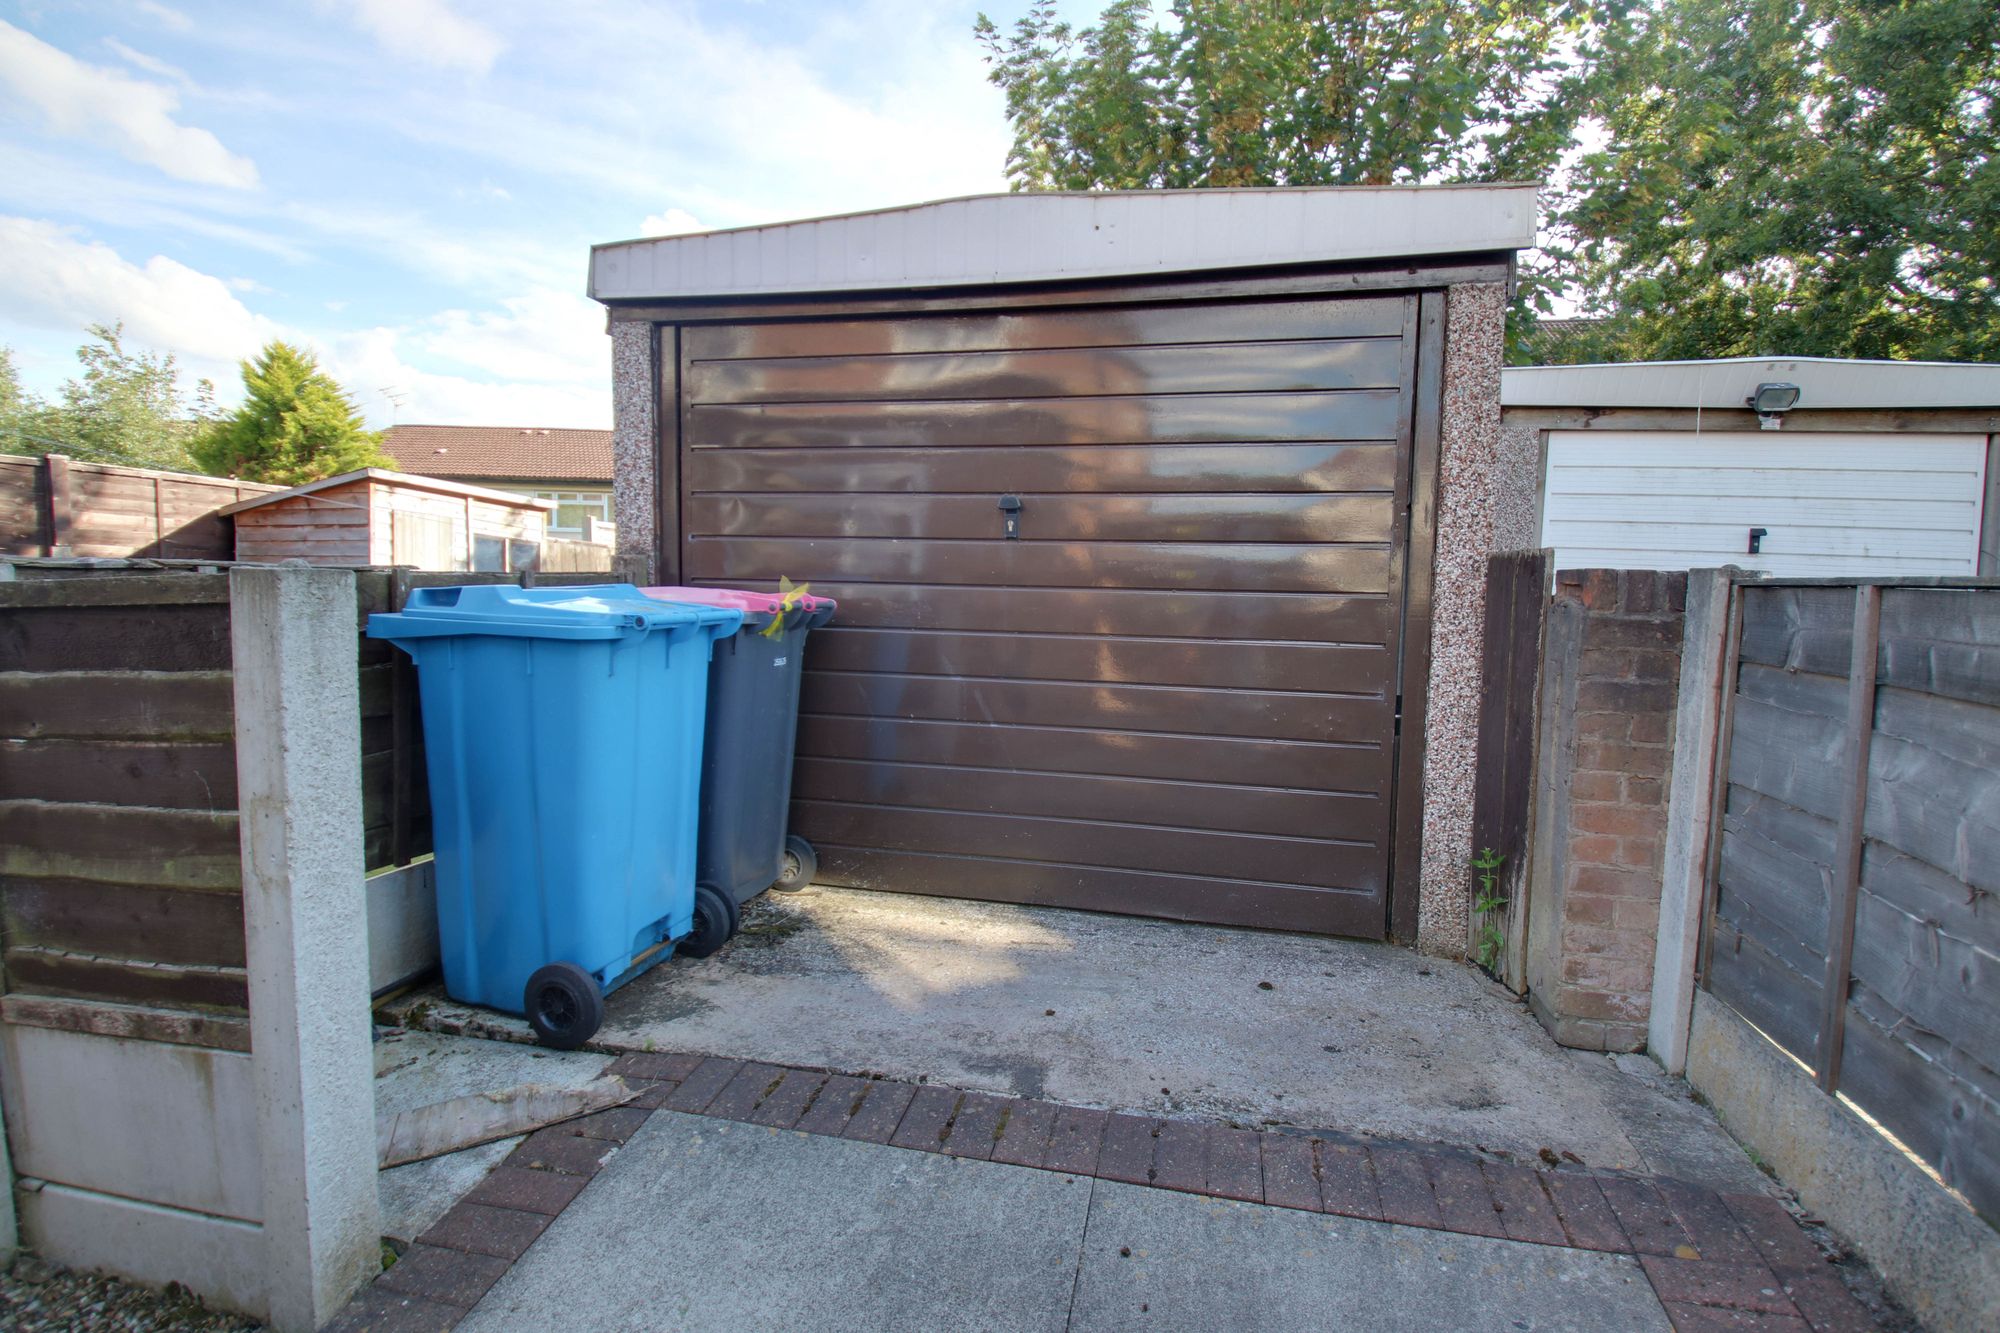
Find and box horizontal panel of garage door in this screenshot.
[686,441,1398,495]
[796,716,1387,795]
[678,294,1417,937]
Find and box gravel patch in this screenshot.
[0,1254,263,1332]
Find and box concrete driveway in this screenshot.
[360,881,1900,1332]
[342,1040,1889,1332]
[388,884,1768,1192]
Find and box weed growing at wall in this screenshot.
[1471,847,1507,970]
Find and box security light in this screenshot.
[1746,382,1802,429]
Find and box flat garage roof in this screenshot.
[1503,356,2000,411]
[588,185,1539,303]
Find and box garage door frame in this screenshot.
[624,258,1491,940]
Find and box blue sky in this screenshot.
[0,1,1027,427]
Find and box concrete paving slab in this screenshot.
[373,1031,611,1242]
[1069,1181,1673,1332]
[386,887,1767,1188]
[1568,1051,1774,1195]
[456,1111,1092,1333]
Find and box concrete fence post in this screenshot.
[0,1101,16,1265]
[231,564,381,1330]
[1648,567,1738,1073]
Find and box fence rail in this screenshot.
[1702,578,2000,1226]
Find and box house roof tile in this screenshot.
[381,424,612,485]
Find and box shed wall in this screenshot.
[234,483,374,566]
[232,478,546,570]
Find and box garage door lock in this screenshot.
[998,493,1023,540]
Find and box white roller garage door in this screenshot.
[1541,431,1989,576]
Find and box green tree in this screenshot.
[978,1,1998,365]
[1541,0,2000,363]
[974,0,1607,190]
[192,341,392,485]
[8,325,217,469]
[0,347,25,449]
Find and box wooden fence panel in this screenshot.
[541,537,615,573]
[0,559,648,1048]
[1704,578,2000,1227]
[0,453,280,559]
[0,572,247,1041]
[1735,585,1855,674]
[0,456,41,553]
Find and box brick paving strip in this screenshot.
[328,1051,1878,1332]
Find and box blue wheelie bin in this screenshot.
[367,583,741,1048]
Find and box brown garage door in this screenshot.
[676,293,1426,938]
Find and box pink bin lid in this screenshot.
[641,585,836,616]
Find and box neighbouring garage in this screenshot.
[592,187,1540,950]
[1501,357,2000,577]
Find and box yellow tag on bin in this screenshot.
[760,576,811,639]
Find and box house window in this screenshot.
[534,490,611,538]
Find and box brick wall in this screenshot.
[1526,568,1687,1052]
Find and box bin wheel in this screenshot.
[682,885,734,959]
[525,963,603,1050]
[772,835,818,893]
[699,880,743,938]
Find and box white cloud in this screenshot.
[326,325,608,429]
[328,285,609,426]
[0,142,568,289]
[0,216,276,380]
[641,208,705,238]
[369,4,1010,226]
[0,143,306,260]
[0,216,610,427]
[0,21,258,188]
[279,199,574,294]
[134,1,194,34]
[416,287,606,386]
[330,0,504,75]
[103,36,190,87]
[314,283,609,427]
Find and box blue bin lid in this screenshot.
[367,583,743,642]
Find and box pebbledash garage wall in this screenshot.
[591,186,1538,956]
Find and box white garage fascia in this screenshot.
[590,185,1539,302]
[1502,357,2000,412]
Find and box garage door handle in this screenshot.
[998,494,1023,540]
